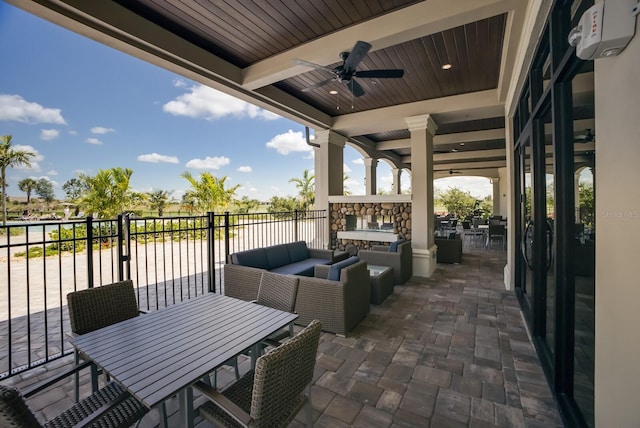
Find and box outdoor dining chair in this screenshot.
[487,224,506,250]
[67,280,141,402]
[0,361,148,428]
[195,319,322,428]
[221,272,300,383]
[256,271,299,344]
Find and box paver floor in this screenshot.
[3,244,564,427]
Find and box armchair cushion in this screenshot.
[327,256,360,281]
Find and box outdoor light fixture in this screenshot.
[442,63,452,70]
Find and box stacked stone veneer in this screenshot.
[330,202,412,253]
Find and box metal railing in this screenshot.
[0,209,327,379]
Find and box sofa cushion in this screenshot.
[288,241,310,263]
[389,239,407,252]
[327,256,360,281]
[232,248,269,269]
[266,244,291,269]
[271,258,331,276]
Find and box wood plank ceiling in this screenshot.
[70,0,527,175]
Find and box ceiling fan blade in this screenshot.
[301,78,334,92]
[343,41,371,73]
[347,79,366,97]
[292,58,333,72]
[355,69,404,79]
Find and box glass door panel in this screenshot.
[573,67,595,426]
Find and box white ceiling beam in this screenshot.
[332,89,502,136]
[376,128,506,150]
[242,0,522,90]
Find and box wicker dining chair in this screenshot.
[0,361,148,428]
[67,280,141,402]
[221,272,300,384]
[256,271,299,344]
[195,319,322,428]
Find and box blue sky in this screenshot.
[0,2,490,203]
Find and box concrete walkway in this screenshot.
[3,245,564,427]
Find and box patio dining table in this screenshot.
[71,292,298,428]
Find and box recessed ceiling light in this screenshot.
[329,90,338,95]
[442,64,452,70]
[451,148,459,152]
[460,142,465,146]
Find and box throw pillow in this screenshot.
[389,239,406,252]
[327,256,360,281]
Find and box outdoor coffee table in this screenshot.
[367,264,394,304]
[71,293,298,428]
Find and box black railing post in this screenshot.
[86,216,94,288]
[294,209,299,242]
[207,212,216,293]
[224,212,230,263]
[117,214,131,282]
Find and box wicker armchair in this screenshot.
[357,240,413,284]
[0,361,148,428]
[67,280,141,402]
[195,320,322,428]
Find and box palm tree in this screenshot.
[78,167,144,218]
[289,169,315,208]
[147,189,172,216]
[181,171,239,214]
[1,135,35,225]
[18,178,38,203]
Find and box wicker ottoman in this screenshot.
[367,265,394,304]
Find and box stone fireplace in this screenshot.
[329,195,411,254]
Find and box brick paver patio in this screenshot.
[3,244,564,427]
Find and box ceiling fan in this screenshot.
[293,41,404,97]
[574,128,595,143]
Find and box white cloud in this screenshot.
[0,94,66,124]
[47,170,58,176]
[137,153,179,164]
[30,175,58,187]
[173,79,188,88]
[86,138,102,145]
[266,129,311,155]
[352,158,364,165]
[343,163,352,173]
[185,156,230,169]
[380,174,393,183]
[40,129,60,141]
[69,130,77,136]
[237,166,252,172]
[163,84,280,121]
[14,145,43,172]
[91,126,115,134]
[434,176,492,198]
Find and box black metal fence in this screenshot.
[0,209,327,379]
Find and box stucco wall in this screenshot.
[594,30,640,426]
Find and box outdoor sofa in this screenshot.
[224,251,370,336]
[228,240,346,277]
